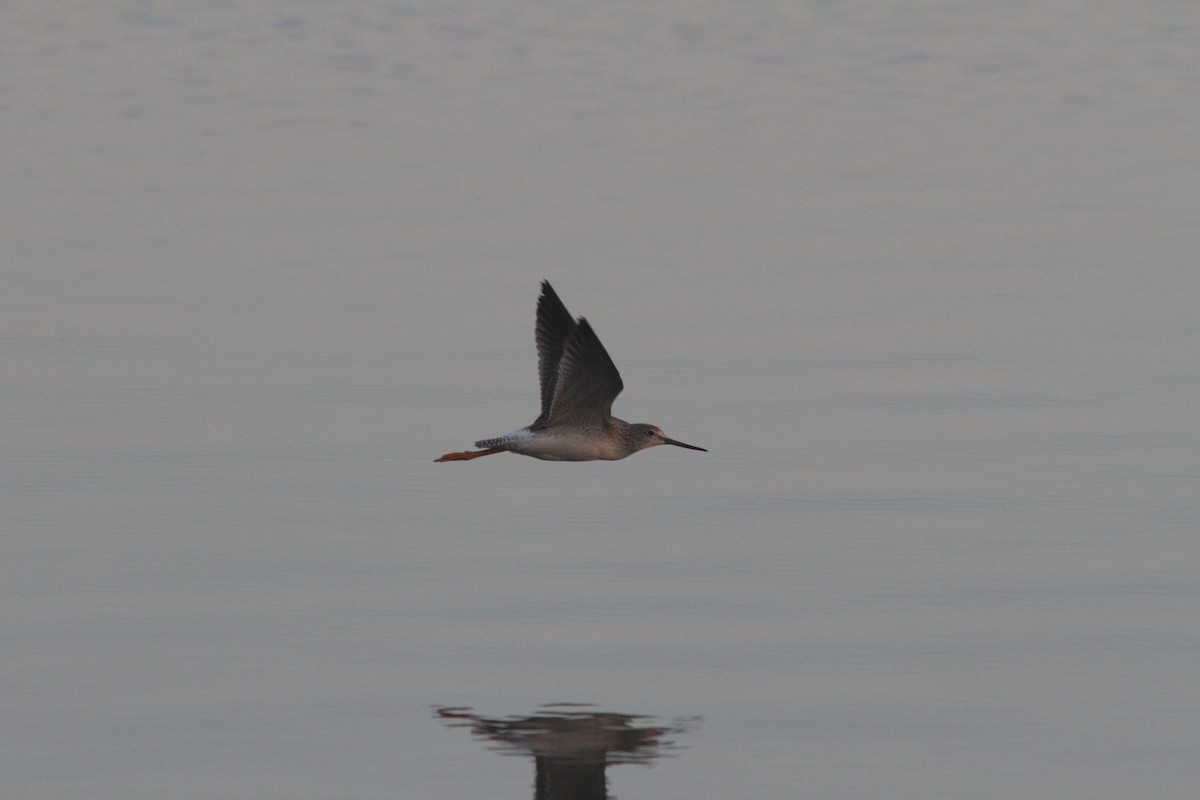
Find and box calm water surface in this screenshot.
[3,2,1197,798]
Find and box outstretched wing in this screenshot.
[545,317,624,424]
[534,281,576,425]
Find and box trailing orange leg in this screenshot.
[434,447,504,462]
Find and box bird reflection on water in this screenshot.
[435,704,699,800]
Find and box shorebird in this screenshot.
[435,281,706,462]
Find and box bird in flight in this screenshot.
[435,281,707,462]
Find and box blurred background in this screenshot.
[3,2,1197,798]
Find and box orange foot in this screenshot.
[434,447,504,462]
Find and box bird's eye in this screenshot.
[646,429,655,437]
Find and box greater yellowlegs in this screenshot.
[435,281,706,462]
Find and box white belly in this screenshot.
[478,427,626,461]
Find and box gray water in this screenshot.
[3,2,1197,798]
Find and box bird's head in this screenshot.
[628,423,707,454]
